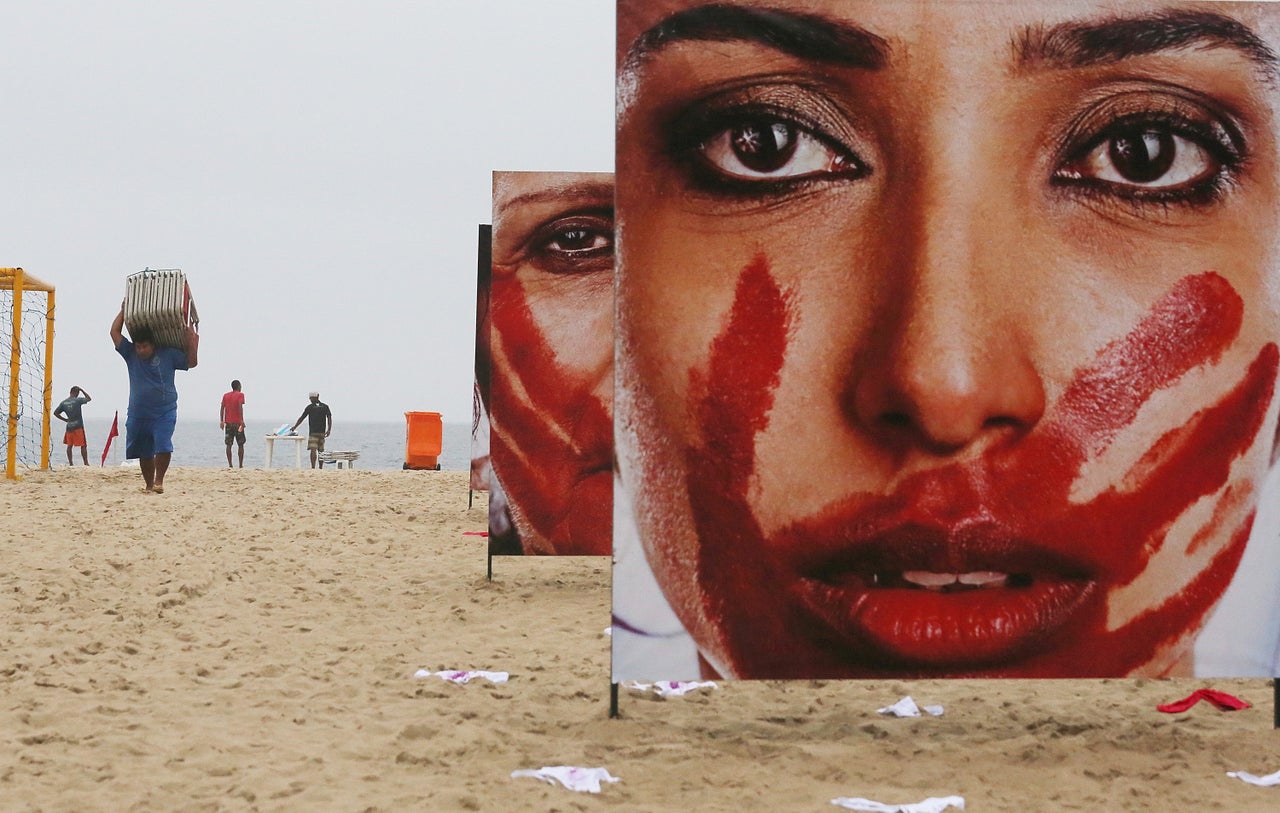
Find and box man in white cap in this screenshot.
[290,391,332,468]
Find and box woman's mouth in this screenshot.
[787,524,1098,669]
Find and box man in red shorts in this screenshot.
[54,385,92,466]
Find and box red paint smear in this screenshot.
[1043,272,1242,460]
[685,255,808,674]
[1185,480,1252,558]
[681,264,1278,678]
[692,254,791,487]
[489,272,613,555]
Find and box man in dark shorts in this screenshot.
[53,385,92,465]
[290,391,332,469]
[220,379,246,468]
[110,303,198,493]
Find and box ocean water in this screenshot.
[54,417,475,472]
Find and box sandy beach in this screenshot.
[2,466,1277,811]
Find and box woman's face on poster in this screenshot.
[489,172,614,555]
[616,0,1280,677]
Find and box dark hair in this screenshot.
[232,380,241,390]
[130,325,156,345]
[70,386,81,396]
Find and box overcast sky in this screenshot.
[1,0,614,424]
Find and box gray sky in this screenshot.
[1,0,614,424]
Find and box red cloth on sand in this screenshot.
[1157,688,1250,713]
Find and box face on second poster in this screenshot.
[486,171,615,556]
[611,0,1280,680]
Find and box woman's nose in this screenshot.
[849,200,1046,454]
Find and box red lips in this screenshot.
[800,574,1093,667]
[783,518,1097,668]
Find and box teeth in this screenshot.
[901,571,1010,591]
[958,571,1008,588]
[903,571,959,590]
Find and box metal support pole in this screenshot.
[40,288,54,470]
[6,269,23,480]
[609,682,619,719]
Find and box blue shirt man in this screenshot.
[110,303,198,493]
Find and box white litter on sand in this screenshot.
[877,696,944,717]
[413,669,509,684]
[1227,769,1280,787]
[624,680,718,697]
[511,766,620,793]
[831,795,964,812]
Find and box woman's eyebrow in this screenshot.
[495,181,615,217]
[1014,9,1278,77]
[623,4,889,71]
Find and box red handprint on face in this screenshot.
[489,273,613,555]
[683,256,1277,678]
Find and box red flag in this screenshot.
[101,411,119,467]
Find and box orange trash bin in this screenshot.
[404,411,443,470]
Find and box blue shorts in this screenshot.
[125,411,177,459]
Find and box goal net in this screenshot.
[1,268,55,479]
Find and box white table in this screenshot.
[264,433,307,469]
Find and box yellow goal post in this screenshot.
[1,268,56,479]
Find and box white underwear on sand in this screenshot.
[831,796,964,812]
[412,669,509,684]
[1227,770,1280,787]
[877,696,944,717]
[624,680,718,697]
[511,766,620,793]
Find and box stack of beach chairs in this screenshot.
[124,268,199,350]
[318,450,360,469]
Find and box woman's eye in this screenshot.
[699,116,858,181]
[526,214,614,275]
[544,227,611,254]
[1056,124,1223,192]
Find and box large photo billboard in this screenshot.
[611,0,1280,680]
[487,171,615,555]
